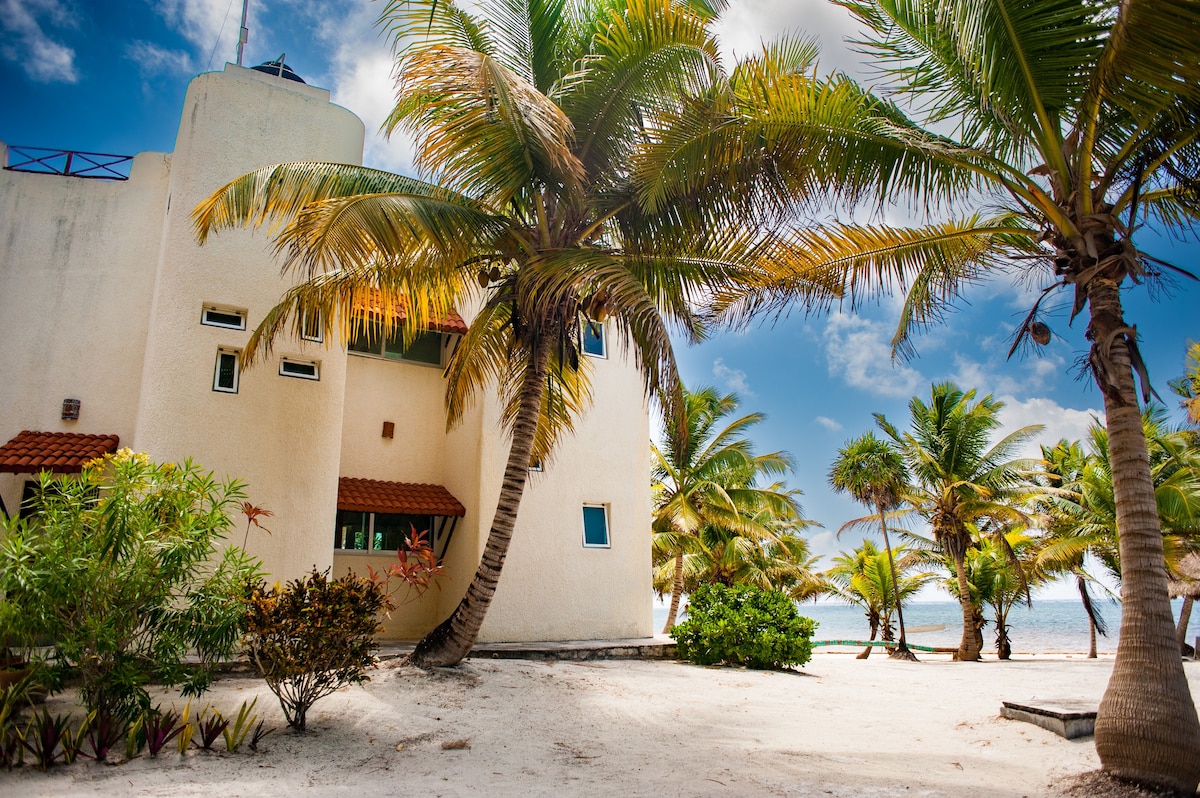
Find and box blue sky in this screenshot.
[4,0,1198,601]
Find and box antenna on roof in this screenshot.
[236,0,250,66]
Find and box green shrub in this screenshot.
[671,583,816,669]
[0,451,261,723]
[242,569,388,731]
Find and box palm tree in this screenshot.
[192,0,830,667]
[1034,439,1115,659]
[963,532,1043,660]
[830,432,917,659]
[672,0,1200,784]
[651,386,802,631]
[875,383,1041,662]
[658,490,823,596]
[1169,342,1200,426]
[825,540,936,658]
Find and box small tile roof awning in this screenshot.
[0,430,120,474]
[352,289,468,335]
[337,477,466,517]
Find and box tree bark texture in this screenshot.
[1177,597,1194,656]
[880,504,916,661]
[410,338,552,668]
[1087,278,1200,792]
[663,547,685,633]
[950,546,983,661]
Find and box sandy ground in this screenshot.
[3,651,1198,798]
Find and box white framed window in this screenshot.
[279,358,320,381]
[582,503,610,548]
[581,317,606,358]
[300,310,323,343]
[213,348,240,393]
[202,305,247,330]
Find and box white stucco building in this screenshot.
[0,62,652,643]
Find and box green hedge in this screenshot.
[671,584,816,669]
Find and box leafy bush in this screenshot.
[671,583,816,669]
[0,450,261,723]
[242,570,388,731]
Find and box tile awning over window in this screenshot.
[352,289,468,336]
[337,477,466,517]
[0,430,120,473]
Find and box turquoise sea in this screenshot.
[653,598,1200,654]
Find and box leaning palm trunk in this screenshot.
[879,505,916,661]
[663,547,686,633]
[411,341,552,667]
[1177,597,1194,656]
[1088,280,1200,789]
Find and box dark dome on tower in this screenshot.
[251,54,305,84]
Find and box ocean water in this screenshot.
[653,598,1200,654]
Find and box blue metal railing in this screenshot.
[4,145,133,180]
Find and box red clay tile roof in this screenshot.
[337,477,466,517]
[0,430,120,474]
[353,290,468,335]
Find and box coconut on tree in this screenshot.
[665,0,1200,784]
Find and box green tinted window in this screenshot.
[334,510,370,550]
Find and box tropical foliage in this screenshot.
[945,533,1042,660]
[829,432,917,657]
[243,569,389,731]
[684,0,1200,783]
[193,0,832,667]
[823,540,936,658]
[671,583,815,669]
[652,386,812,631]
[875,382,1041,661]
[0,451,260,723]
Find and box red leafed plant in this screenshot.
[367,528,446,608]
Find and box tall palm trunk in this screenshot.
[947,534,983,661]
[1177,597,1194,656]
[411,338,552,668]
[1088,615,1098,659]
[1087,278,1200,791]
[879,502,916,661]
[663,546,685,633]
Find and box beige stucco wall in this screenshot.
[132,65,365,581]
[0,143,170,515]
[473,331,653,642]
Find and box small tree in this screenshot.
[0,450,260,723]
[243,570,389,731]
[672,583,815,670]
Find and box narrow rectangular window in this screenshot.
[582,504,610,548]
[581,317,606,358]
[279,358,319,381]
[213,349,240,393]
[300,310,323,343]
[202,305,247,330]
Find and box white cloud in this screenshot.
[713,357,754,397]
[0,0,78,83]
[714,0,866,79]
[124,40,195,76]
[995,395,1101,459]
[823,312,925,398]
[814,415,842,431]
[156,0,240,58]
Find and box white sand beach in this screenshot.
[3,651,1197,797]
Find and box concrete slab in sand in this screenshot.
[1001,699,1097,739]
